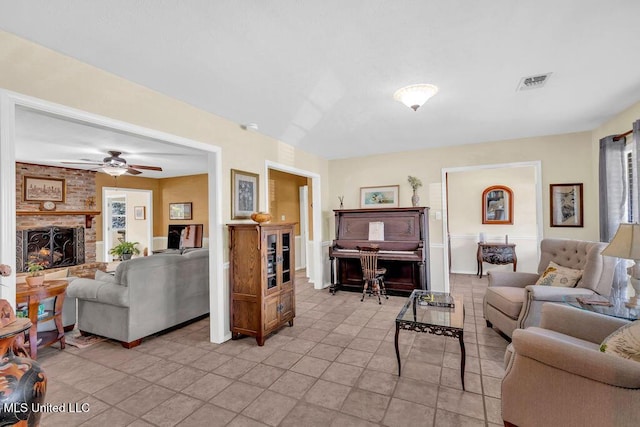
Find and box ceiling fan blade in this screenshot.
[128,164,163,171]
[126,167,143,175]
[61,161,103,166]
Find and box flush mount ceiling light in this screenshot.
[393,84,439,111]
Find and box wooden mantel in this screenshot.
[16,210,101,228]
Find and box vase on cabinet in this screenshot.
[411,190,420,207]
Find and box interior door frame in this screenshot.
[265,161,324,289]
[103,187,153,261]
[440,161,543,292]
[0,89,229,344]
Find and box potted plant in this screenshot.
[109,240,140,260]
[25,261,46,287]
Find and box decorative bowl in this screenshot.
[251,212,272,223]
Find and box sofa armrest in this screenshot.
[526,285,596,302]
[67,279,129,308]
[488,271,539,288]
[539,302,630,344]
[512,327,640,389]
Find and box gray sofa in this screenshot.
[66,248,209,348]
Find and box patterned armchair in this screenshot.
[483,238,615,338]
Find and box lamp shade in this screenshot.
[393,84,439,111]
[602,223,640,260]
[101,166,128,176]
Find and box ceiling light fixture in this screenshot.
[393,84,439,111]
[101,165,128,176]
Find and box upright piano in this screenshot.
[329,207,430,296]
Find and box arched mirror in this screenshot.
[482,185,513,224]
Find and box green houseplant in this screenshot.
[407,175,423,207]
[109,240,140,260]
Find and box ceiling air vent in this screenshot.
[517,73,552,91]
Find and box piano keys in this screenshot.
[329,207,430,296]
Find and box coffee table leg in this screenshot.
[395,322,402,376]
[459,332,466,391]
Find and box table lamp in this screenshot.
[601,223,640,307]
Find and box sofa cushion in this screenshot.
[534,261,583,287]
[600,320,640,362]
[485,286,526,319]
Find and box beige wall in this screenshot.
[0,30,330,244]
[268,169,311,236]
[160,174,209,236]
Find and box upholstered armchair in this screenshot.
[483,238,616,338]
[502,303,640,426]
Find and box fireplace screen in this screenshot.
[17,226,85,272]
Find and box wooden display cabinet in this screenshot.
[228,222,296,345]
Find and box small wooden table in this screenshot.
[16,280,68,359]
[477,243,517,278]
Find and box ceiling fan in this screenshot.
[62,151,163,176]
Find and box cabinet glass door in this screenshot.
[281,231,291,284]
[266,233,277,289]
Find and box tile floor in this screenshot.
[36,272,508,426]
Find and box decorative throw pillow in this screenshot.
[534,261,583,287]
[600,321,640,362]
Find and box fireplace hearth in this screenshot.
[17,226,85,272]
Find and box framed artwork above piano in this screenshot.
[329,207,430,296]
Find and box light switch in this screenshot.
[435,211,442,220]
[281,215,286,221]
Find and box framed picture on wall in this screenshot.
[23,176,66,202]
[550,183,583,227]
[134,206,146,220]
[360,185,399,209]
[169,202,192,220]
[231,169,259,219]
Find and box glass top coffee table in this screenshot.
[562,295,639,321]
[395,290,465,390]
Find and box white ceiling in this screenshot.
[15,107,208,178]
[2,1,640,161]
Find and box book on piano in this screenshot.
[417,293,455,308]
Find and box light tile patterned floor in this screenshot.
[37,272,508,426]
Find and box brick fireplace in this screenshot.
[16,163,98,272]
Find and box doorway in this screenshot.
[266,161,323,289]
[103,188,153,261]
[440,161,543,292]
[0,90,227,344]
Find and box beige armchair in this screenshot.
[502,303,640,426]
[483,238,616,338]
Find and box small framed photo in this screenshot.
[550,183,583,227]
[360,185,399,209]
[23,176,66,202]
[169,202,192,220]
[134,206,146,220]
[231,169,259,219]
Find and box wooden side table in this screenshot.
[16,279,68,359]
[477,243,517,278]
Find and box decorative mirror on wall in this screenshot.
[482,185,513,224]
